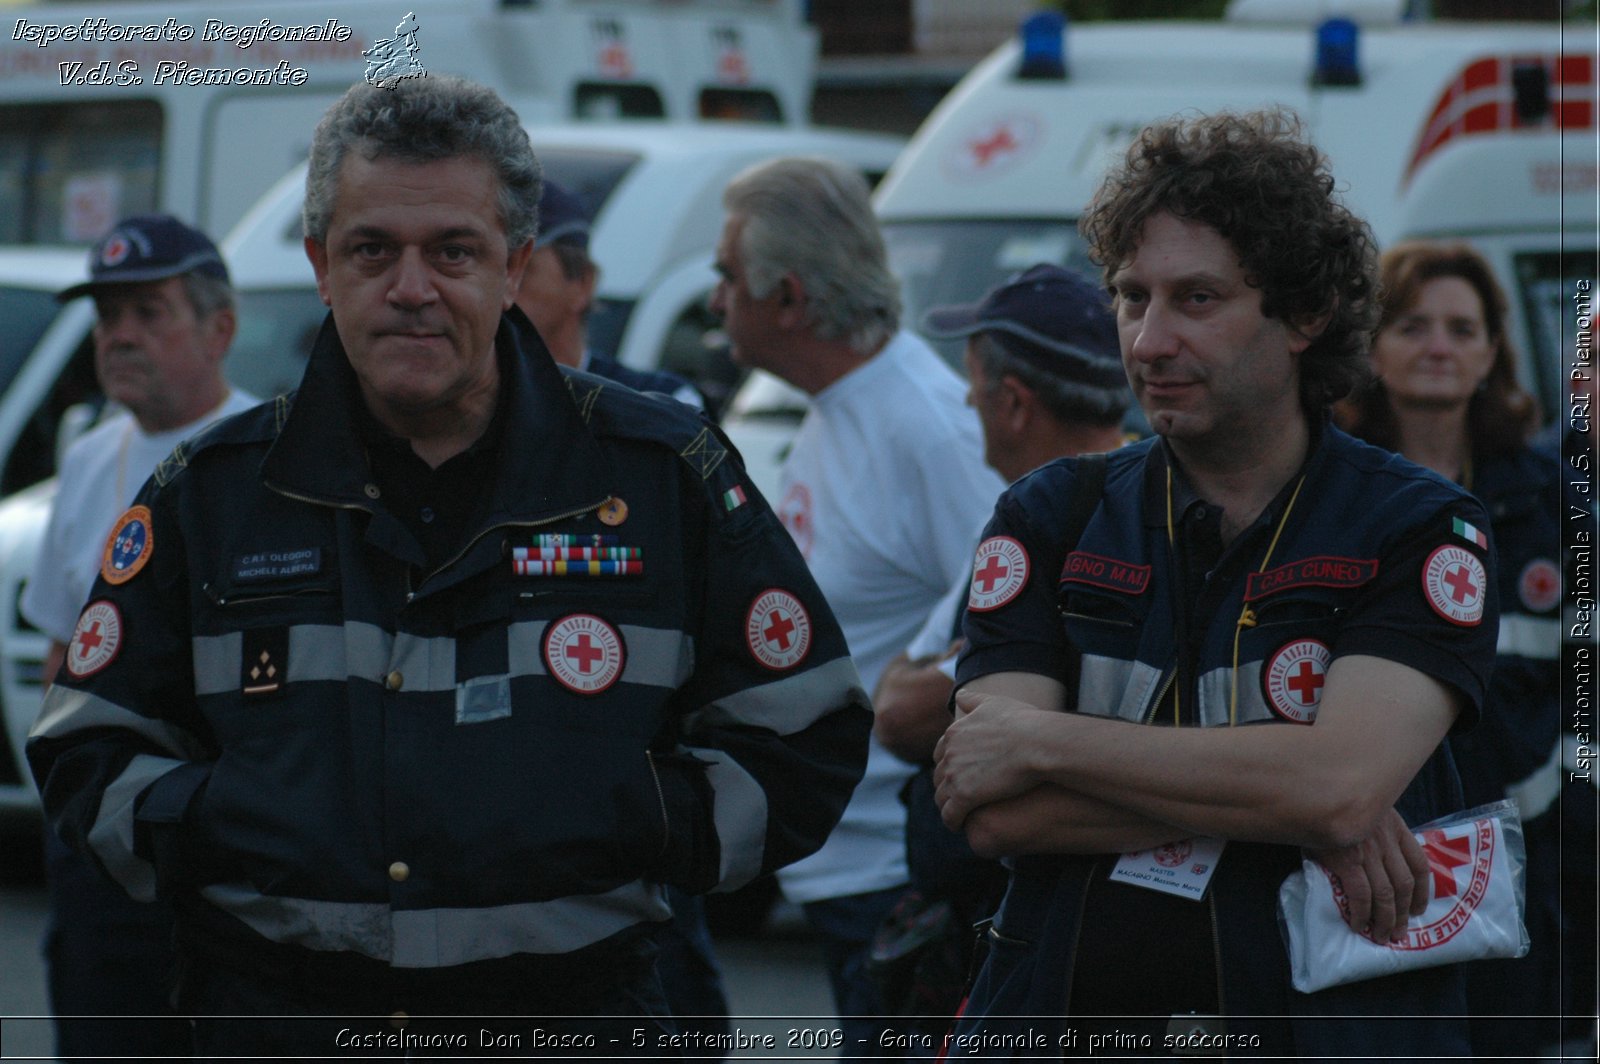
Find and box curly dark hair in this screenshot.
[1336,241,1540,460]
[1079,109,1379,412]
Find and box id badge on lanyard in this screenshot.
[1110,837,1227,901]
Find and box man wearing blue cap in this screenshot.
[24,213,258,1061]
[515,180,704,409]
[869,266,1129,1032]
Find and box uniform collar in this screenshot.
[262,307,614,524]
[1141,415,1328,532]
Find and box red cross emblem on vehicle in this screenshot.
[746,589,811,671]
[544,614,625,694]
[1518,558,1561,613]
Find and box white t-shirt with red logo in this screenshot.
[772,331,1005,904]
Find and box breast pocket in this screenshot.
[1059,587,1152,722]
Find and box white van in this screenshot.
[0,120,903,815]
[724,0,1599,497]
[0,0,819,243]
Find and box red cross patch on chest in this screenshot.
[543,614,626,694]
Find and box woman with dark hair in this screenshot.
[1338,240,1563,1055]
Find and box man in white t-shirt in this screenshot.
[711,157,1005,1055]
[23,214,258,1062]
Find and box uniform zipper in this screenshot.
[1207,890,1228,1023]
[645,751,671,860]
[1060,858,1098,1013]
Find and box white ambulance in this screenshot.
[878,0,1596,415]
[0,0,819,244]
[725,0,1599,494]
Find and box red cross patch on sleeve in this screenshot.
[1422,545,1488,626]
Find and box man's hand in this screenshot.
[932,688,1057,830]
[872,641,961,763]
[1309,807,1430,942]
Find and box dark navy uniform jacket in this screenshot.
[952,425,1499,1056]
[28,313,869,974]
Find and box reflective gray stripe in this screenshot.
[88,753,184,903]
[1496,614,1561,661]
[197,879,669,966]
[619,625,694,689]
[1507,741,1562,821]
[198,620,690,694]
[507,620,550,678]
[689,748,767,891]
[31,686,209,759]
[1077,654,1160,723]
[682,657,865,736]
[1198,662,1276,726]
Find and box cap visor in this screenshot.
[920,303,984,340]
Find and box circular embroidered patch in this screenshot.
[1518,558,1561,614]
[1423,545,1488,626]
[543,614,626,694]
[101,505,153,585]
[745,589,812,671]
[1262,638,1331,724]
[967,536,1030,613]
[100,234,131,267]
[66,601,122,679]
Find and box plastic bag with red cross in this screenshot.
[1277,800,1529,994]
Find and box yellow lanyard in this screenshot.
[1165,466,1307,727]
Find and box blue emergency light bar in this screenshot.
[1017,11,1067,81]
[1313,17,1362,87]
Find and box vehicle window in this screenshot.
[882,219,1095,369]
[0,286,65,396]
[587,297,635,370]
[537,150,642,225]
[226,289,333,401]
[658,300,742,421]
[1,329,97,496]
[574,83,666,119]
[0,102,161,244]
[1514,250,1598,422]
[699,88,782,123]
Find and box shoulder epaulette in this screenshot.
[563,370,725,481]
[152,393,292,487]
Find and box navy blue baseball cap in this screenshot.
[534,180,591,250]
[922,264,1124,387]
[58,214,230,301]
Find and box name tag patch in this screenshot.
[232,548,322,583]
[1245,556,1377,602]
[1060,551,1150,596]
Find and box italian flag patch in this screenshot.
[722,485,747,512]
[1452,517,1488,549]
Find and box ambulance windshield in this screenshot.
[882,219,1096,369]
